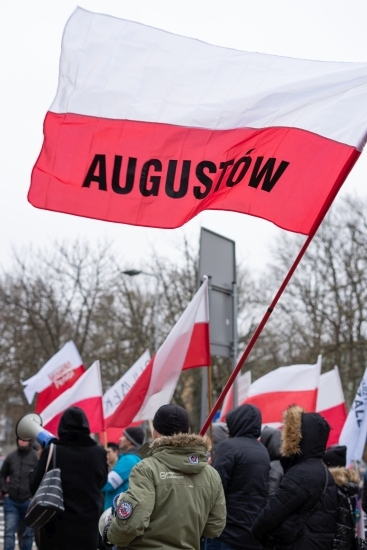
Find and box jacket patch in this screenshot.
[188,454,199,464]
[159,471,184,480]
[117,501,133,520]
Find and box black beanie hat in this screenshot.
[322,445,347,467]
[153,404,189,436]
[123,427,146,447]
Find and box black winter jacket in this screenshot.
[261,426,284,499]
[0,443,38,502]
[252,408,338,550]
[212,404,270,550]
[29,407,107,550]
[330,467,359,549]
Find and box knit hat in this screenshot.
[322,445,347,467]
[123,427,146,447]
[153,404,189,436]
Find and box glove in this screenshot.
[102,520,114,548]
[99,507,114,547]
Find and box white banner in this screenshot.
[339,366,367,466]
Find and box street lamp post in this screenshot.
[123,270,160,353]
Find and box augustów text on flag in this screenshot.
[29,8,367,234]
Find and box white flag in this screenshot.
[22,341,84,411]
[103,350,151,421]
[339,367,367,466]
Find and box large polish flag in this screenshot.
[28,9,367,235]
[40,361,104,434]
[105,279,210,428]
[103,350,151,427]
[218,371,251,422]
[244,357,321,427]
[339,366,367,466]
[22,341,85,413]
[316,366,347,447]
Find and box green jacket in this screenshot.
[107,433,226,550]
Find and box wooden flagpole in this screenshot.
[207,365,214,456]
[200,152,360,435]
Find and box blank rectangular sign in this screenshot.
[198,228,235,357]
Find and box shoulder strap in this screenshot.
[321,464,329,497]
[45,443,54,472]
[307,464,329,516]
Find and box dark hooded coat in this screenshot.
[330,467,359,550]
[210,404,270,550]
[29,407,108,550]
[252,407,338,550]
[0,440,38,502]
[261,426,284,499]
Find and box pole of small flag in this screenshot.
[207,364,214,456]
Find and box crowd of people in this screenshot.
[0,402,366,550]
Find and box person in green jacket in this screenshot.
[101,404,226,550]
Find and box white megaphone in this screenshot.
[16,413,56,447]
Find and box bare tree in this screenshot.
[248,196,367,405]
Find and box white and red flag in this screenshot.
[316,366,347,447]
[244,357,321,428]
[339,366,367,466]
[218,371,251,422]
[29,9,367,234]
[40,360,104,434]
[22,341,85,413]
[105,279,210,428]
[102,350,151,435]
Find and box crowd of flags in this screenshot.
[19,274,367,466]
[22,8,367,466]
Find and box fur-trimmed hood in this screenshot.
[330,466,359,488]
[151,433,211,452]
[149,433,211,475]
[281,406,330,461]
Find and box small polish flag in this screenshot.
[218,371,251,422]
[316,366,347,446]
[105,279,210,428]
[244,357,321,428]
[40,361,104,434]
[22,341,85,413]
[103,350,151,424]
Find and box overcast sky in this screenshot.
[2,1,367,274]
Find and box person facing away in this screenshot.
[0,437,38,550]
[252,406,338,550]
[205,404,270,550]
[102,427,145,510]
[260,425,284,500]
[323,445,360,550]
[102,403,226,550]
[29,406,108,550]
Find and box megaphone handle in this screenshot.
[45,444,54,472]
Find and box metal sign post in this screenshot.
[198,228,237,427]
